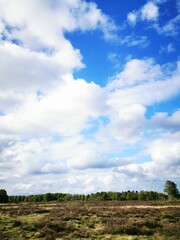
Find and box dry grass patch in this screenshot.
[0,201,179,239]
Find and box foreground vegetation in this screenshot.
[0,200,180,240]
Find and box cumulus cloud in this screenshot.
[148,132,180,178]
[126,0,180,38]
[108,58,163,89]
[0,75,105,137]
[1,57,180,194]
[127,1,159,26]
[0,0,114,139]
[97,104,146,144]
[114,131,180,189]
[0,0,179,195]
[0,42,79,92]
[0,133,136,195]
[1,167,139,195]
[141,2,159,21]
[95,59,180,148]
[127,12,137,25]
[0,0,117,48]
[126,0,179,39]
[150,110,180,130]
[0,0,118,92]
[107,59,180,107]
[1,56,180,194]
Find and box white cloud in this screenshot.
[127,12,137,25]
[154,14,180,36]
[96,59,180,146]
[99,104,146,144]
[150,110,180,130]
[108,58,163,89]
[0,0,116,139]
[107,60,180,108]
[127,1,159,26]
[1,57,180,194]
[126,0,179,37]
[0,0,117,49]
[0,42,80,91]
[160,43,176,53]
[119,35,149,48]
[0,0,179,195]
[0,0,118,119]
[0,75,105,137]
[113,131,180,190]
[0,167,137,195]
[148,131,180,178]
[107,74,180,109]
[141,2,159,21]
[0,133,134,195]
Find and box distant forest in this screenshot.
[8,190,168,203]
[0,180,179,203]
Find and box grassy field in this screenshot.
[0,200,180,240]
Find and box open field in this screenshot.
[0,201,180,240]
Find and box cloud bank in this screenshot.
[0,0,179,195]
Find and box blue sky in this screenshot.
[0,0,179,195]
[71,0,179,83]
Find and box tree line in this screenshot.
[7,190,168,203]
[0,180,179,203]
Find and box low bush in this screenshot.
[12,220,22,227]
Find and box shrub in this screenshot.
[13,220,22,227]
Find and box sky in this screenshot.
[0,0,180,195]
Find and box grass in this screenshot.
[0,201,179,239]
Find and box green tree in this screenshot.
[138,191,146,201]
[43,193,52,202]
[0,189,8,203]
[164,180,179,199]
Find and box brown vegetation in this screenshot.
[0,201,179,239]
